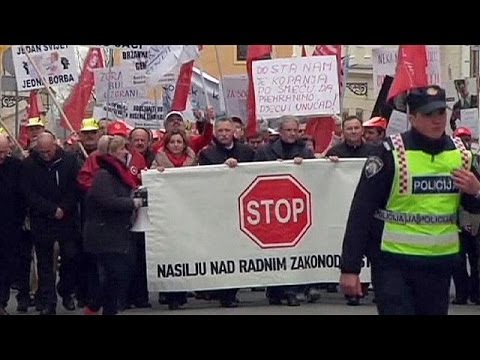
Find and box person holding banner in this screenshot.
[198,116,255,307]
[340,85,480,315]
[151,130,197,310]
[254,115,315,306]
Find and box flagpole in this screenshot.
[23,47,88,159]
[214,46,228,115]
[105,48,114,121]
[195,56,211,109]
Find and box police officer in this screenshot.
[339,85,480,315]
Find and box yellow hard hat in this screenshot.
[80,118,100,132]
[0,127,8,136]
[26,117,45,128]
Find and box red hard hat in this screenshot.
[107,121,129,137]
[362,117,388,130]
[454,127,473,138]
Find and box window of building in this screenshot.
[236,45,248,62]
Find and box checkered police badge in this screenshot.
[364,156,384,178]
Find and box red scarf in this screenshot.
[165,151,188,167]
[99,154,138,189]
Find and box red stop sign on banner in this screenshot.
[239,174,312,249]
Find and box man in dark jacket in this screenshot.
[254,115,315,306]
[326,116,377,158]
[21,133,81,315]
[198,117,255,307]
[0,135,26,315]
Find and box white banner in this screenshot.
[94,65,147,103]
[120,46,150,71]
[252,56,340,119]
[222,75,248,122]
[12,45,78,91]
[142,159,369,292]
[372,46,442,98]
[146,45,184,85]
[93,99,164,129]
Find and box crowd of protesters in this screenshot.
[0,108,476,315]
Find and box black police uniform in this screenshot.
[340,86,480,315]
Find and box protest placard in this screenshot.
[252,56,340,119]
[223,75,248,122]
[94,65,147,103]
[12,45,78,91]
[372,46,441,98]
[386,110,409,136]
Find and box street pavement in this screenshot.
[5,288,480,315]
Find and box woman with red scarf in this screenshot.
[151,130,197,171]
[83,136,143,315]
[151,130,197,310]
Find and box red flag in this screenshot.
[62,47,105,131]
[171,61,195,111]
[171,45,202,112]
[246,45,272,138]
[387,45,428,101]
[303,45,343,153]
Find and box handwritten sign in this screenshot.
[252,56,340,119]
[372,46,441,98]
[12,45,78,91]
[94,65,147,103]
[222,75,248,122]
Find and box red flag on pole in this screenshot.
[246,45,272,138]
[171,61,195,111]
[303,45,343,153]
[387,45,428,101]
[62,47,105,132]
[170,45,202,112]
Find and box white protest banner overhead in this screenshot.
[222,75,248,122]
[93,99,164,129]
[142,159,369,292]
[12,45,78,91]
[372,46,441,98]
[146,45,184,84]
[93,65,147,103]
[252,56,340,119]
[120,45,150,71]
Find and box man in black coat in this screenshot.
[0,135,26,315]
[254,115,315,306]
[198,117,255,307]
[21,133,81,315]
